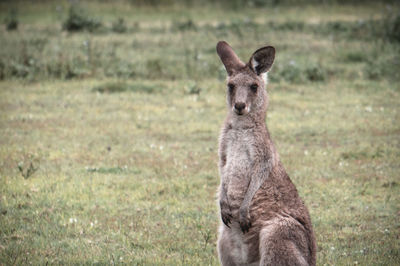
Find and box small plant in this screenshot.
[92,81,128,93]
[196,224,212,249]
[112,18,128,33]
[86,166,127,174]
[5,8,18,31]
[184,81,202,95]
[63,5,102,32]
[17,158,38,179]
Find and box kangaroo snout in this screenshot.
[234,102,247,115]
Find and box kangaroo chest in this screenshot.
[223,129,255,205]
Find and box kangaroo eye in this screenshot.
[250,83,258,93]
[228,83,235,93]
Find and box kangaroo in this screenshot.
[216,41,316,266]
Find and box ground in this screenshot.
[0,1,399,265]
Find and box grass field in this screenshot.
[0,1,399,265]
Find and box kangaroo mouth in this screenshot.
[234,110,245,115]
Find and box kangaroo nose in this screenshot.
[234,102,246,112]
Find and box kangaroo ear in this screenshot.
[216,41,246,76]
[249,46,275,75]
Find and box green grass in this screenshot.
[0,1,400,265]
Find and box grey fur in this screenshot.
[216,41,316,266]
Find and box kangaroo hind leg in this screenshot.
[218,227,238,266]
[259,220,309,266]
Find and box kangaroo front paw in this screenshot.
[220,200,233,228]
[239,207,251,233]
[221,209,233,228]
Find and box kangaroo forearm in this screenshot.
[240,160,272,210]
[219,171,229,201]
[219,182,229,199]
[219,138,227,168]
[240,172,268,210]
[219,139,228,197]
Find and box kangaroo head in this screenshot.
[216,41,275,117]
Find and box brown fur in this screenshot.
[216,41,316,266]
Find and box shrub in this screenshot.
[92,81,159,93]
[112,18,128,33]
[343,51,368,63]
[279,62,304,83]
[305,64,326,82]
[364,57,400,81]
[252,0,280,7]
[4,8,18,31]
[146,59,163,79]
[267,21,305,31]
[384,11,400,42]
[172,19,197,31]
[272,61,327,83]
[63,5,102,32]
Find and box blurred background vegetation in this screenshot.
[0,0,399,82]
[0,0,399,265]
